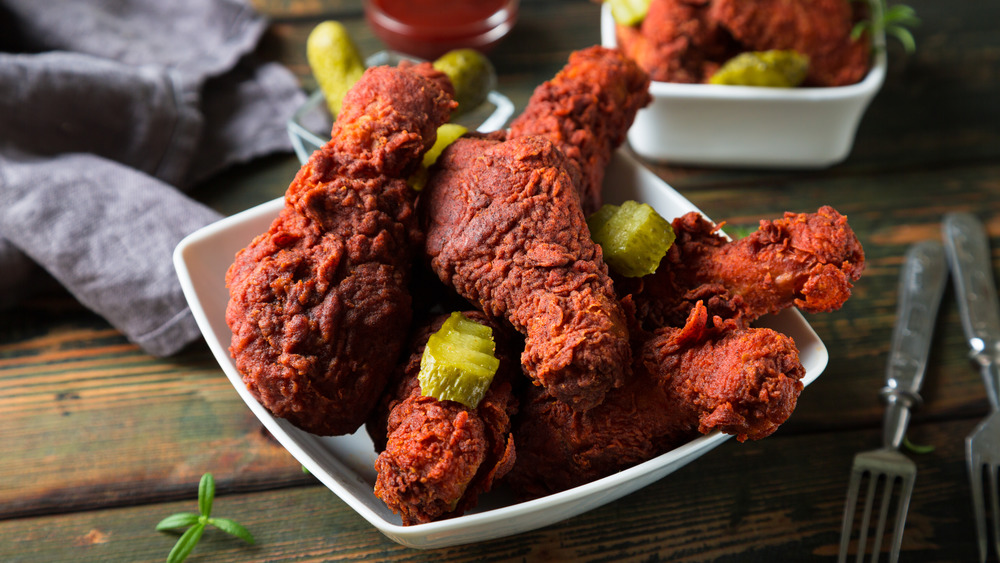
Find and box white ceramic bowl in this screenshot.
[601,2,887,168]
[173,148,829,549]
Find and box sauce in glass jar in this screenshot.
[364,0,519,60]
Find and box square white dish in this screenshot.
[601,2,887,168]
[173,148,829,549]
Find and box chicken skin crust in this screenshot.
[225,64,456,436]
[508,46,651,215]
[617,0,871,86]
[625,205,865,330]
[506,302,805,498]
[368,312,518,525]
[422,135,631,412]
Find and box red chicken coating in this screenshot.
[368,312,519,525]
[422,135,631,412]
[508,46,651,215]
[616,0,871,86]
[615,0,734,83]
[225,63,456,436]
[624,205,865,330]
[506,301,805,498]
[710,0,871,86]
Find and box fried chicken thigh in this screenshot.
[506,302,805,498]
[422,135,631,411]
[368,312,519,525]
[626,205,865,330]
[508,46,651,214]
[225,63,456,436]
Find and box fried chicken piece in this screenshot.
[508,46,651,214]
[225,64,456,436]
[624,205,865,330]
[368,312,519,525]
[506,301,805,498]
[422,134,631,411]
[710,0,870,86]
[616,0,736,83]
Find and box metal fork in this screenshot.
[942,212,1000,563]
[838,240,948,563]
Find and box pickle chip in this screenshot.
[588,200,676,278]
[709,50,810,88]
[418,312,500,408]
[607,0,651,27]
[306,20,366,116]
[433,48,496,117]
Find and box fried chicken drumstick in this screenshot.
[508,46,651,215]
[367,312,519,525]
[422,135,630,411]
[506,301,805,498]
[225,63,456,436]
[625,205,865,330]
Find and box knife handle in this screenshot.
[942,212,1000,410]
[881,240,948,448]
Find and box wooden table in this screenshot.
[2,1,998,560]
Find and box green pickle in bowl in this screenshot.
[709,50,810,88]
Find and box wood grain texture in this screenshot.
[2,0,998,560]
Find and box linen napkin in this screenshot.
[0,0,306,356]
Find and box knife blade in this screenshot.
[942,212,1000,409]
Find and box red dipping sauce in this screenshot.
[364,0,519,60]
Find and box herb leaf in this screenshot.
[198,473,215,518]
[167,522,205,563]
[155,512,201,531]
[209,517,256,545]
[156,473,254,562]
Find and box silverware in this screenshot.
[942,212,1000,563]
[838,240,948,563]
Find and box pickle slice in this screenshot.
[607,0,651,27]
[418,312,500,408]
[408,123,468,191]
[588,200,676,277]
[306,21,366,116]
[709,50,810,88]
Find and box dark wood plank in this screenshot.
[0,417,979,561]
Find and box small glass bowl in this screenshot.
[364,0,519,61]
[287,51,515,165]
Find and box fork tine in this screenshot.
[968,445,988,563]
[990,463,1000,561]
[870,475,895,563]
[855,471,879,562]
[887,472,915,563]
[839,470,864,563]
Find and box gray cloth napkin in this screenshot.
[0,0,306,356]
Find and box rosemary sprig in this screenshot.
[156,473,255,563]
[853,0,920,53]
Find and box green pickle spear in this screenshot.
[432,48,496,117]
[709,50,810,88]
[588,200,676,278]
[607,0,652,27]
[307,20,366,117]
[418,312,500,409]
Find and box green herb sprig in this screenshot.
[853,0,920,53]
[156,473,255,563]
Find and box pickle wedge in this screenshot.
[307,21,366,116]
[588,200,675,277]
[418,312,500,408]
[709,50,810,88]
[433,48,496,117]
